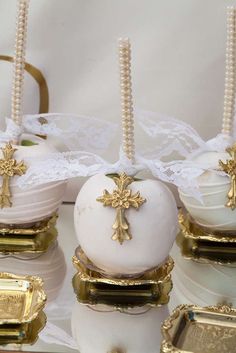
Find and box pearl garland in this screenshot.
[222,6,236,136]
[11,0,29,131]
[118,38,135,162]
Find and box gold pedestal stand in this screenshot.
[72,247,174,308]
[0,214,58,254]
[177,210,236,265]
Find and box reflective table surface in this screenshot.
[2,204,182,353]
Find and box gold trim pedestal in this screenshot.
[177,210,236,265]
[72,247,174,308]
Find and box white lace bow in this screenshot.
[0,111,233,198]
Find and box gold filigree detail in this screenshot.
[0,143,27,208]
[219,143,236,210]
[97,173,146,244]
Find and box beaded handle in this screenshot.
[11,0,30,132]
[118,38,135,163]
[222,6,236,136]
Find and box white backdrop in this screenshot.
[0,0,235,201]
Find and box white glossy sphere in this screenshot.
[71,303,169,353]
[74,174,178,275]
[179,151,236,231]
[0,134,67,224]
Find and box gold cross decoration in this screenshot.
[219,143,236,210]
[97,172,146,244]
[0,143,27,208]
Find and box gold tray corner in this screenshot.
[0,272,47,324]
[161,304,236,353]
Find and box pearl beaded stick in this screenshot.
[11,0,30,142]
[118,38,135,163]
[222,6,236,136]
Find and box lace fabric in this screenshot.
[0,114,118,152]
[0,110,233,197]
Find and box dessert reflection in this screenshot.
[71,302,169,353]
[0,241,66,303]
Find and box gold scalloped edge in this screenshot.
[178,210,236,243]
[160,304,236,353]
[0,213,58,236]
[72,251,174,307]
[72,254,174,286]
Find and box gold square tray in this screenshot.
[161,304,236,353]
[72,247,174,307]
[177,211,236,265]
[0,273,46,324]
[0,311,46,346]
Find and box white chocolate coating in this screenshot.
[0,134,67,224]
[0,243,66,302]
[74,174,178,275]
[71,303,169,353]
[179,151,236,231]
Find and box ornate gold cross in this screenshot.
[97,172,146,244]
[0,143,27,208]
[219,143,236,210]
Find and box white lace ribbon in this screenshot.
[0,118,23,143]
[0,110,232,198]
[135,110,233,158]
[0,114,118,152]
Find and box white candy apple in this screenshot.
[74,173,178,275]
[0,134,67,225]
[179,151,236,231]
[71,302,169,353]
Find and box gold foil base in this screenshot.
[161,304,236,353]
[0,311,46,346]
[0,272,46,324]
[72,247,174,307]
[177,210,236,265]
[0,214,58,254]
